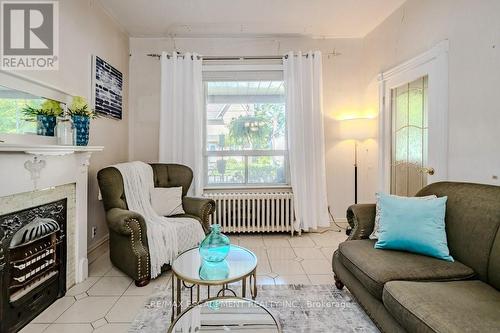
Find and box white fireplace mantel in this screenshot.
[0,143,104,155]
[0,144,103,285]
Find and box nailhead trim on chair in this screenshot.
[122,202,214,279]
[125,218,149,280]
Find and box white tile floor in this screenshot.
[21,229,348,333]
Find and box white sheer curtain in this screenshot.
[159,52,204,195]
[284,51,330,231]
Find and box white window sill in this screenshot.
[204,185,292,191]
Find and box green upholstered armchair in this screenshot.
[97,163,215,287]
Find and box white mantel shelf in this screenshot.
[0,143,104,155]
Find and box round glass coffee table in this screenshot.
[171,245,257,320]
[168,297,281,333]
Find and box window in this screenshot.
[0,86,45,134]
[204,71,288,187]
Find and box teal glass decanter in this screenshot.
[199,224,230,262]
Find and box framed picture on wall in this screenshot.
[92,55,123,120]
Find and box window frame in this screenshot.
[202,64,290,189]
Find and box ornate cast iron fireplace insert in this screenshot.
[0,199,67,333]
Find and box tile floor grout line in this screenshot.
[100,279,134,324]
[67,275,101,298]
[41,321,104,324]
[41,273,127,330]
[39,321,93,332]
[263,242,277,285]
[36,292,80,328]
[40,274,108,330]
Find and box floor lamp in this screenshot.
[338,117,377,204]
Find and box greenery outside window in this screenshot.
[204,70,288,187]
[0,86,46,134]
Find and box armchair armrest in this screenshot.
[106,208,148,244]
[346,204,376,240]
[105,208,150,284]
[182,196,216,233]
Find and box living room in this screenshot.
[0,0,499,332]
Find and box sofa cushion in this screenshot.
[383,280,500,333]
[332,252,407,333]
[338,240,475,300]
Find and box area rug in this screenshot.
[130,284,379,332]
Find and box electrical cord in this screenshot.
[328,205,347,232]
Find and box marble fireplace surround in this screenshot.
[0,143,103,287]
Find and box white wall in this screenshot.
[362,0,500,186]
[13,0,130,247]
[130,0,500,226]
[129,37,372,221]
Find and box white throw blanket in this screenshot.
[113,161,205,278]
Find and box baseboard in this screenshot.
[87,234,109,264]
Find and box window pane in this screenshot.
[248,156,286,184]
[0,86,44,134]
[206,81,286,151]
[390,76,428,196]
[207,156,245,185]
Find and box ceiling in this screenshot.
[97,0,406,38]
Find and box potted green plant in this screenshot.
[22,100,63,136]
[68,96,97,146]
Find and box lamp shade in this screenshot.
[338,117,377,141]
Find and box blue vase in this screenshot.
[72,115,90,146]
[199,224,230,262]
[37,115,56,136]
[199,260,230,280]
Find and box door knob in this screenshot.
[418,167,435,176]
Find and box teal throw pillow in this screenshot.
[374,193,453,262]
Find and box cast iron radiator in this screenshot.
[0,199,67,333]
[204,191,296,235]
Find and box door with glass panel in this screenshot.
[390,76,430,196]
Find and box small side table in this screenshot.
[170,245,258,321]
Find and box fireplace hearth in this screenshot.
[0,199,67,333]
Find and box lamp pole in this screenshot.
[354,140,358,204]
[339,117,376,205]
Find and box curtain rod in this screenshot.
[145,54,319,60]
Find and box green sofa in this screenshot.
[332,182,500,332]
[97,163,215,287]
